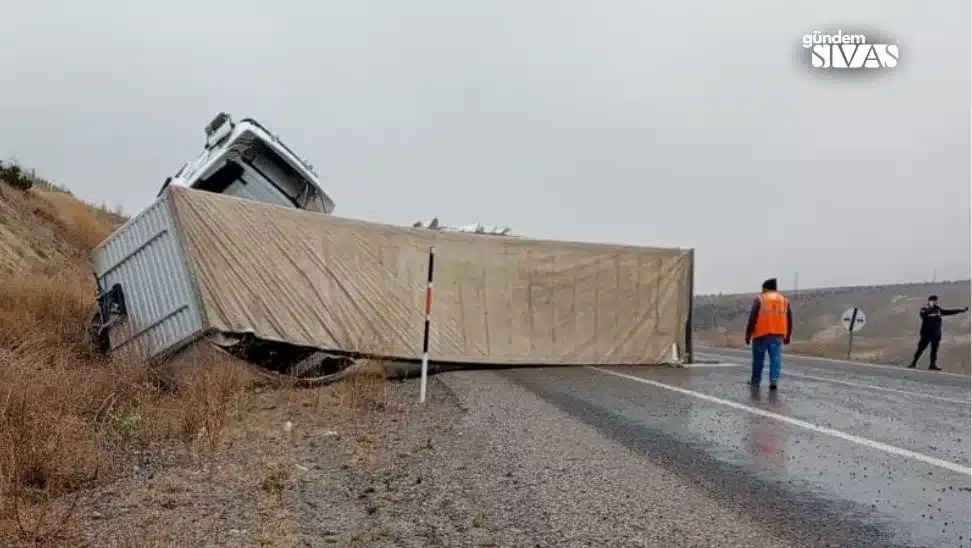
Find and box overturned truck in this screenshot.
[89,186,695,380]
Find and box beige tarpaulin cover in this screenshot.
[168,186,693,365]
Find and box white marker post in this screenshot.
[419,247,436,403]
[840,306,866,359]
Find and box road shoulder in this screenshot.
[431,369,799,548]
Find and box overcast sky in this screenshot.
[0,0,968,294]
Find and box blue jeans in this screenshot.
[751,335,784,385]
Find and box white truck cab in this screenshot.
[158,112,335,214]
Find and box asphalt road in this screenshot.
[499,346,972,548]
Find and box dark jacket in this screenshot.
[919,304,965,339]
[745,293,794,343]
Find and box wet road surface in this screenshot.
[500,347,972,547]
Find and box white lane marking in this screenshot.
[696,346,970,379]
[783,372,969,405]
[782,371,969,404]
[588,366,972,477]
[681,362,741,368]
[697,353,970,404]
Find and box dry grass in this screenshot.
[0,274,96,358]
[32,189,118,250]
[176,355,248,459]
[0,271,250,546]
[0,275,136,545]
[335,362,391,414]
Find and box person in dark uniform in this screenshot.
[908,295,968,371]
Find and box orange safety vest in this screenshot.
[752,291,790,339]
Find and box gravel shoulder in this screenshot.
[65,368,798,547]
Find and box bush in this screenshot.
[0,160,34,191]
[0,160,75,195]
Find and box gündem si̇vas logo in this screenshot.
[802,29,898,69]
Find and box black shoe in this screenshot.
[929,365,942,371]
[907,363,917,369]
[769,383,778,391]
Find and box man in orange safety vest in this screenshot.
[744,278,793,390]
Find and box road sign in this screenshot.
[840,307,866,333]
[841,307,865,360]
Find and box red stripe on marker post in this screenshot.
[419,246,436,403]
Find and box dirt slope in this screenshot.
[0,184,123,276]
[695,281,972,373]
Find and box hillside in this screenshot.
[0,187,118,274]
[694,281,972,373]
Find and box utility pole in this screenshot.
[793,272,799,294]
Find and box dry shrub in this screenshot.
[177,354,248,459]
[0,493,85,548]
[340,325,395,412]
[0,274,95,357]
[0,353,159,486]
[0,271,242,542]
[0,348,160,545]
[335,361,391,415]
[0,279,249,542]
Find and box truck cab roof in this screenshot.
[158,113,335,214]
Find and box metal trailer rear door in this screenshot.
[90,192,205,362]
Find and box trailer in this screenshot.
[88,186,695,376]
